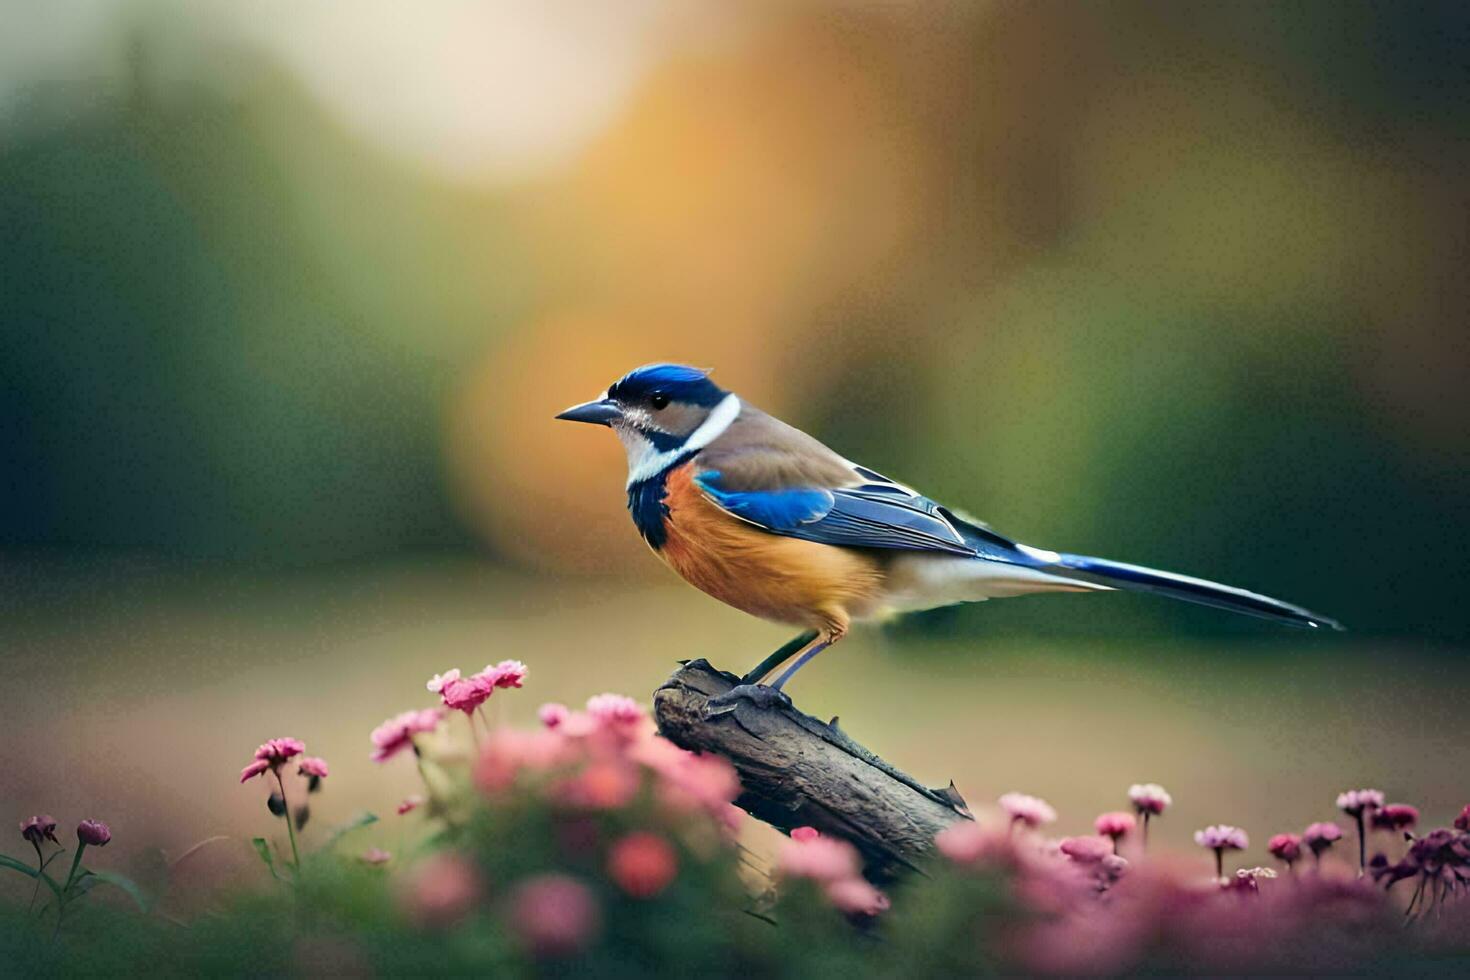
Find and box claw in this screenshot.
[704,683,793,718]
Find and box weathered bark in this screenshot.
[653,659,972,883]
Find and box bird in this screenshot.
[556,363,1342,709]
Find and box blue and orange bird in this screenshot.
[557,364,1342,708]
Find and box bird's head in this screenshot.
[556,363,740,483]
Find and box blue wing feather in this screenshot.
[695,470,984,558]
[694,472,834,527]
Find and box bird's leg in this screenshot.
[769,639,832,691]
[739,630,820,685]
[704,631,835,717]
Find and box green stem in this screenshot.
[27,840,44,911]
[276,771,301,874]
[50,844,86,942]
[412,740,429,785]
[62,842,87,895]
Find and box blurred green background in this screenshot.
[3,1,1468,881]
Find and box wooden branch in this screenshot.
[653,659,972,883]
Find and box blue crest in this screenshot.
[608,363,726,407]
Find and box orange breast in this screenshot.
[654,463,884,634]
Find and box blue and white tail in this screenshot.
[1042,552,1344,630]
[880,507,1343,630]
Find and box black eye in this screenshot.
[649,393,670,410]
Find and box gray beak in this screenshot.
[555,398,623,426]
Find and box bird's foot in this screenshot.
[703,683,792,718]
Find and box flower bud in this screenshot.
[77,819,112,847]
[298,757,329,793]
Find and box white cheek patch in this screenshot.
[623,394,741,485]
[616,428,660,483]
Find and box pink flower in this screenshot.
[1303,821,1343,855]
[1370,803,1419,832]
[607,832,678,898]
[1060,835,1113,864]
[397,795,426,816]
[998,792,1056,829]
[1094,811,1137,841]
[1335,788,1385,816]
[935,821,996,864]
[370,708,444,763]
[1194,825,1248,851]
[556,711,600,738]
[824,876,890,916]
[297,757,329,780]
[629,739,740,818]
[474,728,574,794]
[239,759,271,783]
[76,820,111,847]
[257,738,305,763]
[361,848,392,865]
[538,703,570,729]
[1268,832,1303,865]
[791,826,820,843]
[20,816,59,846]
[1229,866,1278,893]
[479,659,527,689]
[496,729,575,773]
[1128,783,1172,815]
[440,675,493,714]
[240,737,305,782]
[1456,804,1470,833]
[1196,824,1248,880]
[403,854,483,928]
[778,831,862,882]
[585,693,644,726]
[555,760,640,810]
[426,669,460,694]
[508,874,602,958]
